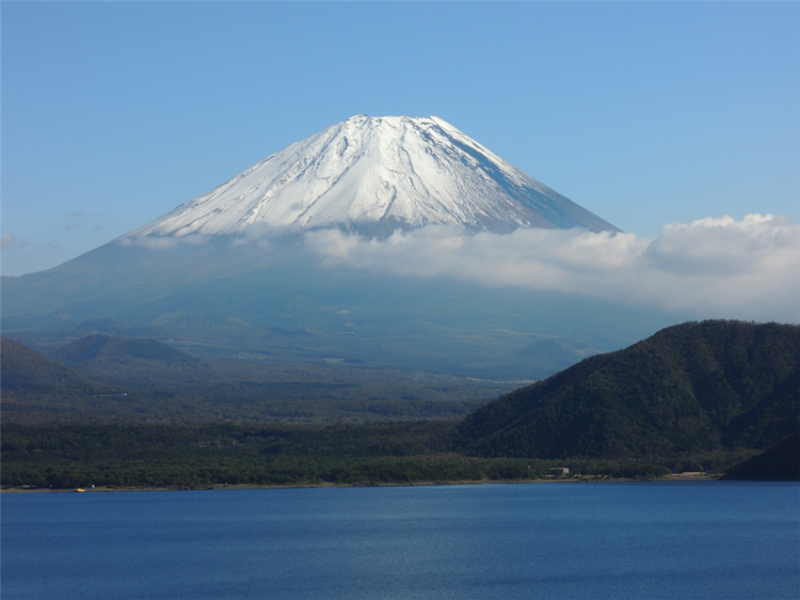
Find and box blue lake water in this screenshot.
[2,482,799,600]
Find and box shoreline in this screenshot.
[1,473,724,494]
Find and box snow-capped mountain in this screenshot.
[126,115,618,239]
[2,116,679,382]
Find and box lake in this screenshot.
[2,482,798,599]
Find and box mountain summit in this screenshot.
[2,117,672,382]
[126,115,618,239]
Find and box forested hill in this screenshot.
[51,334,195,364]
[459,321,799,460]
[0,336,104,395]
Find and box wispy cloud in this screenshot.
[64,210,106,234]
[304,214,799,322]
[115,233,212,250]
[1,234,29,250]
[116,235,179,250]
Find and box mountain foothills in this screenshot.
[51,334,196,364]
[2,321,798,488]
[0,335,515,425]
[1,115,672,383]
[0,337,112,398]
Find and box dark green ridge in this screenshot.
[458,320,799,460]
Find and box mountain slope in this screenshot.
[51,334,195,364]
[722,432,800,481]
[126,115,619,239]
[458,321,800,459]
[0,336,105,395]
[0,116,653,381]
[1,235,685,380]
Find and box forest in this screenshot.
[2,320,798,489]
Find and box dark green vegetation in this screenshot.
[460,321,798,463]
[1,423,672,489]
[2,321,797,489]
[1,335,517,425]
[722,432,800,481]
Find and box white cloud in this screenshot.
[116,235,179,250]
[304,214,799,323]
[117,230,221,249]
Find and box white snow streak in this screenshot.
[124,115,615,239]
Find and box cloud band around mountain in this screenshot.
[304,214,799,323]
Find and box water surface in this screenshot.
[3,482,798,599]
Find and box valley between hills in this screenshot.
[2,320,798,490]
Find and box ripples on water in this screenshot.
[3,482,799,600]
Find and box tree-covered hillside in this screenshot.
[459,321,799,460]
[51,334,195,364]
[0,336,108,395]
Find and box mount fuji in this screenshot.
[3,116,680,380]
[126,115,618,240]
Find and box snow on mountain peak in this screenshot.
[125,115,619,239]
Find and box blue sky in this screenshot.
[2,1,798,277]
